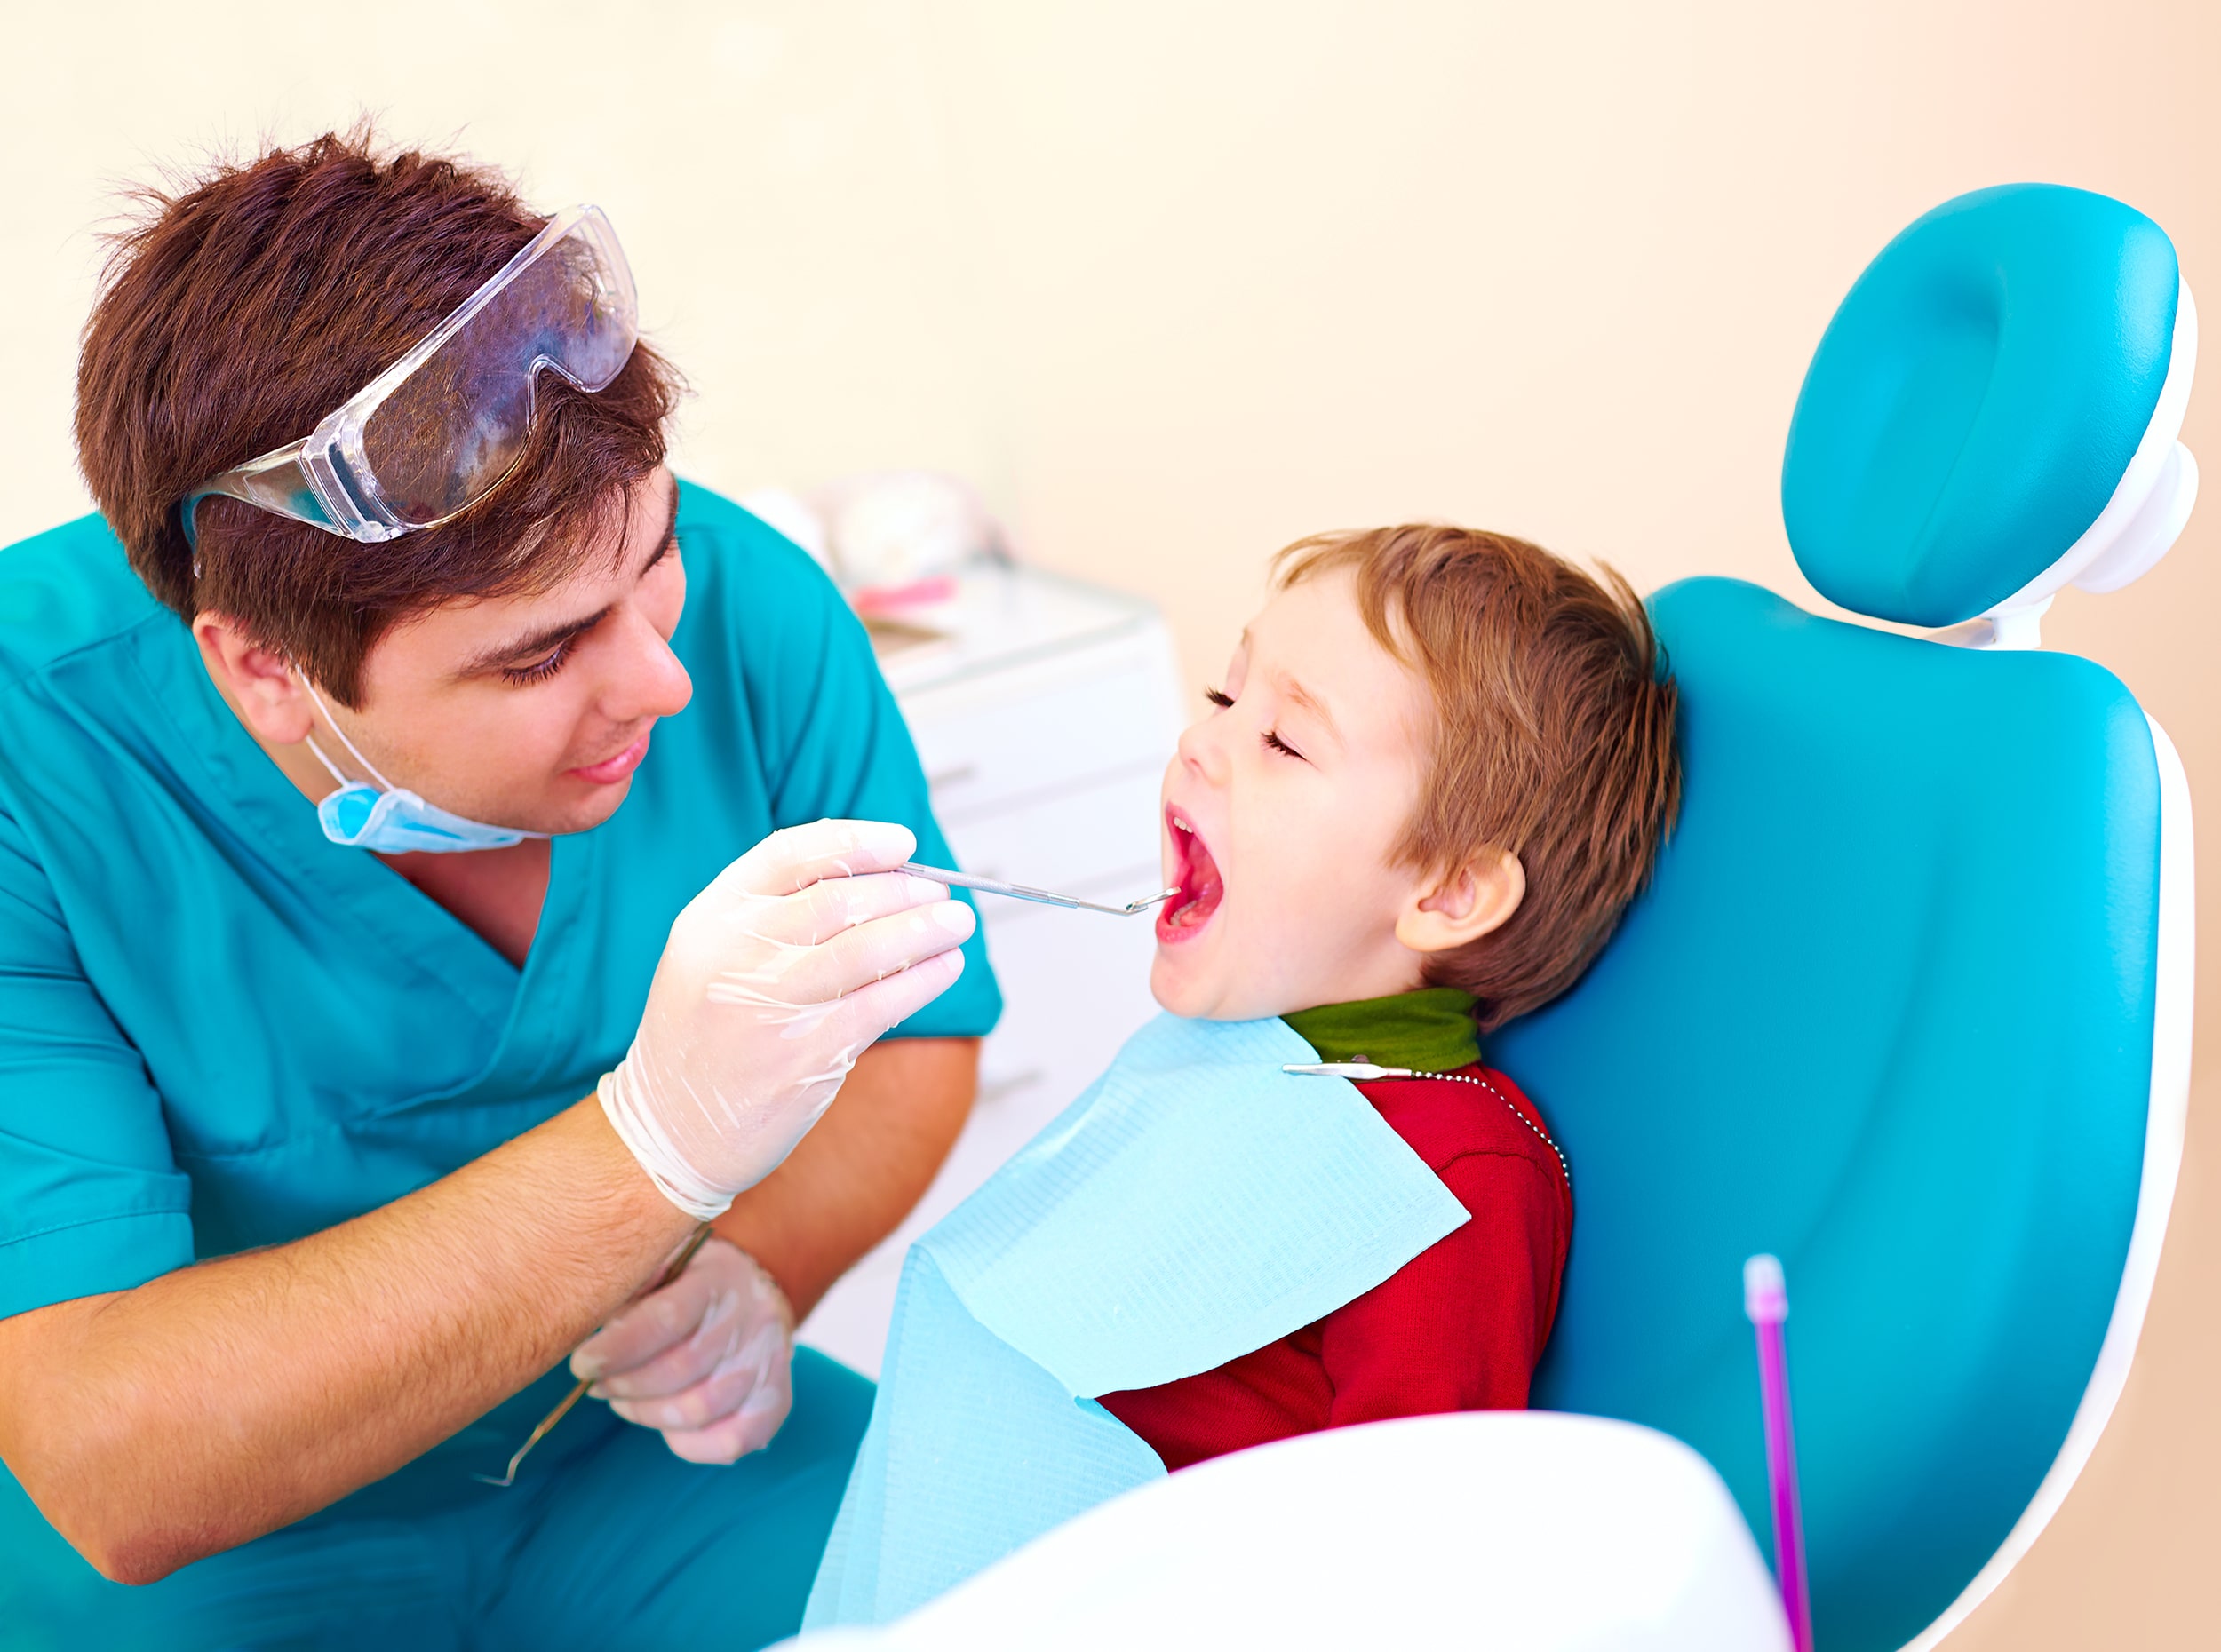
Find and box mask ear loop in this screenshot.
[301,731,355,794]
[295,671,399,795]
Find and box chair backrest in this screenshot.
[1493,184,2196,1652]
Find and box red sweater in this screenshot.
[1095,1064,1571,1472]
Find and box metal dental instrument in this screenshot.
[475,1220,716,1488]
[901,862,1179,917]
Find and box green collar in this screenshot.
[1282,987,1481,1073]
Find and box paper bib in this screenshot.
[805,1013,1469,1628]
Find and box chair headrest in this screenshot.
[1783,184,2194,631]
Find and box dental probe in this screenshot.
[901,862,1179,917]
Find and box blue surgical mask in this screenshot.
[299,679,547,854]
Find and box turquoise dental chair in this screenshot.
[1494,183,2198,1651]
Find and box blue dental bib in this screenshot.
[804,1013,1469,1628]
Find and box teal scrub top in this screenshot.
[0,479,1000,1509]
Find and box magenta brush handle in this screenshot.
[1746,1255,1813,1652]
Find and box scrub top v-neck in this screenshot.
[0,478,1000,1507]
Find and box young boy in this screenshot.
[807,524,1679,1626]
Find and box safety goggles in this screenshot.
[179,204,638,551]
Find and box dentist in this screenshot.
[0,134,998,1648]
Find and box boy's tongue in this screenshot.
[1164,814,1224,932]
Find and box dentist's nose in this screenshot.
[603,608,694,723]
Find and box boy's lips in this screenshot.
[1156,805,1224,943]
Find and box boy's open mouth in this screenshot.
[1157,806,1224,941]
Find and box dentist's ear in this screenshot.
[192,611,315,746]
[1396,848,1526,955]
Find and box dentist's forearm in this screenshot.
[0,1097,691,1585]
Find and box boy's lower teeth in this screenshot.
[1166,882,1214,926]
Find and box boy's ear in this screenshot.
[1396,848,1525,956]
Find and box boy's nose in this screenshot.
[1175,717,1230,784]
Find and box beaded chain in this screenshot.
[1351,1060,1572,1193]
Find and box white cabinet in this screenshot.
[794,565,1185,1377]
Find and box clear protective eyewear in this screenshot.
[179,204,638,551]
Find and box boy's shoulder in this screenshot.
[1356,1064,1568,1188]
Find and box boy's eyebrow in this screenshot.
[458,489,681,676]
[1274,671,1340,740]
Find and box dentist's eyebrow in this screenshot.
[458,488,681,677]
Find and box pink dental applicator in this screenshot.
[1745,1253,1813,1652]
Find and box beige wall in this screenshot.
[4,2,2217,1640]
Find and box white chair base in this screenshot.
[793,1411,1790,1652]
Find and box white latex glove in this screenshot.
[601,818,973,1219]
[569,1235,796,1464]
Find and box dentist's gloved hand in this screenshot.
[601,818,974,1220]
[570,1235,796,1463]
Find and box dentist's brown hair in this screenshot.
[1274,525,1681,1030]
[76,127,683,708]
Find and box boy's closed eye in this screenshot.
[1203,685,1309,763]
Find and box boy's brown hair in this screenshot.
[1275,525,1680,1030]
[75,129,683,707]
